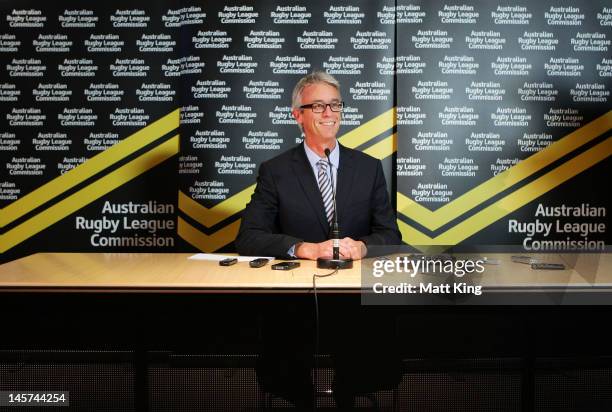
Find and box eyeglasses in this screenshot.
[299,101,344,113]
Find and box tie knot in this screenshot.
[317,159,328,170]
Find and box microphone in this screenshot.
[317,147,353,270]
[325,148,340,260]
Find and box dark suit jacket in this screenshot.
[235,143,401,258]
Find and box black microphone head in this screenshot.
[324,148,331,158]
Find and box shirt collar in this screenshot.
[303,141,339,171]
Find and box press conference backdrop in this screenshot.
[1,1,610,263]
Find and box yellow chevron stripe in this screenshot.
[396,195,434,229]
[398,110,612,230]
[0,135,179,253]
[178,185,255,228]
[338,107,395,149]
[178,216,241,253]
[397,221,440,246]
[0,109,180,228]
[396,222,446,254]
[362,133,397,160]
[398,137,611,250]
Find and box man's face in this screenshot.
[292,82,341,147]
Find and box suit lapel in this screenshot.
[336,145,356,226]
[291,144,329,234]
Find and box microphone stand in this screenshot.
[317,148,353,270]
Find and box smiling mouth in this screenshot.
[319,121,336,126]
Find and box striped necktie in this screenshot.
[317,159,334,224]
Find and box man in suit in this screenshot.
[236,71,401,260]
[236,71,402,409]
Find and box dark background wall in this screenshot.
[1,0,610,263]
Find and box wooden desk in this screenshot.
[0,253,361,291]
[0,252,609,295]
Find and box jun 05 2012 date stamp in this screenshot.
[0,391,69,406]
